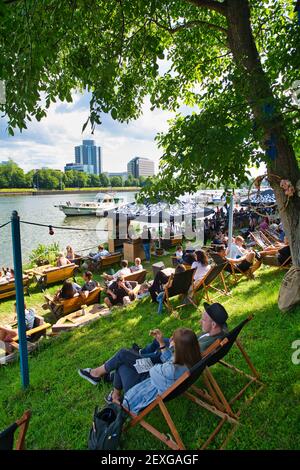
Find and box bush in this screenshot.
[28,243,60,267]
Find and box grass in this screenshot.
[0,187,139,193]
[0,254,300,450]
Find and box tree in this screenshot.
[99,173,110,187]
[0,0,299,264]
[110,176,123,187]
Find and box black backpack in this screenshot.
[88,404,126,450]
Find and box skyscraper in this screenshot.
[74,139,102,175]
[127,157,155,178]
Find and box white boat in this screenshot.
[54,193,125,217]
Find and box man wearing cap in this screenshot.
[138,302,228,360]
[78,302,229,386]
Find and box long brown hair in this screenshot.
[173,328,201,369]
[195,250,209,266]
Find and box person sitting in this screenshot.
[216,245,261,277]
[78,302,228,386]
[175,245,184,264]
[103,260,131,283]
[130,257,143,273]
[0,302,45,352]
[107,328,201,410]
[227,235,248,259]
[80,271,99,300]
[212,231,225,246]
[13,302,44,331]
[104,275,136,308]
[66,245,75,261]
[149,264,185,304]
[260,237,291,267]
[91,244,111,262]
[136,283,150,300]
[53,280,80,302]
[191,250,211,283]
[56,252,71,267]
[259,216,269,232]
[0,271,8,285]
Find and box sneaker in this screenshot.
[78,368,100,385]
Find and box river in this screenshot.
[0,191,137,267]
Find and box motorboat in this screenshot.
[54,193,125,217]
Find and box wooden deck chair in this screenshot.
[163,268,196,313]
[191,263,230,304]
[37,263,77,290]
[123,338,239,451]
[123,269,147,284]
[249,231,271,250]
[0,410,31,450]
[0,276,30,301]
[208,251,236,285]
[261,229,281,244]
[12,321,51,344]
[193,316,264,425]
[44,286,103,318]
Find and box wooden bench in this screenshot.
[13,322,51,343]
[44,286,103,318]
[124,269,147,284]
[0,276,30,301]
[86,252,123,272]
[34,263,77,289]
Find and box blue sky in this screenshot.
[0,90,176,173]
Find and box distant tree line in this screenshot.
[0,160,153,190]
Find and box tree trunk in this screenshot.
[225,0,300,266]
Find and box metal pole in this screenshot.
[11,211,29,388]
[227,194,234,257]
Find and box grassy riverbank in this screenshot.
[0,258,299,450]
[0,187,139,195]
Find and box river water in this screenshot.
[0,191,136,267]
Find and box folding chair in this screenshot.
[123,338,239,450]
[249,231,270,250]
[0,410,31,450]
[193,316,264,424]
[163,268,196,313]
[191,263,230,304]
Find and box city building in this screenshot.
[64,163,84,172]
[127,157,155,178]
[74,139,102,175]
[106,172,128,181]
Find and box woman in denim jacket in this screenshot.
[109,328,201,415]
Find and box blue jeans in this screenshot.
[143,243,151,262]
[157,291,164,314]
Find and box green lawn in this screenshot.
[0,257,300,450]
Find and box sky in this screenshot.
[0,90,177,174]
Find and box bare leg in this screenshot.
[90,364,108,378]
[104,297,113,308]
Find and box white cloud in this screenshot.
[0,91,175,173]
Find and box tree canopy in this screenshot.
[0,1,299,191]
[1,0,300,264]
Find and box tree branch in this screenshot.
[185,0,227,16]
[153,18,227,35]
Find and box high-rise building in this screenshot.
[74,139,102,175]
[127,157,155,178]
[64,163,84,172]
